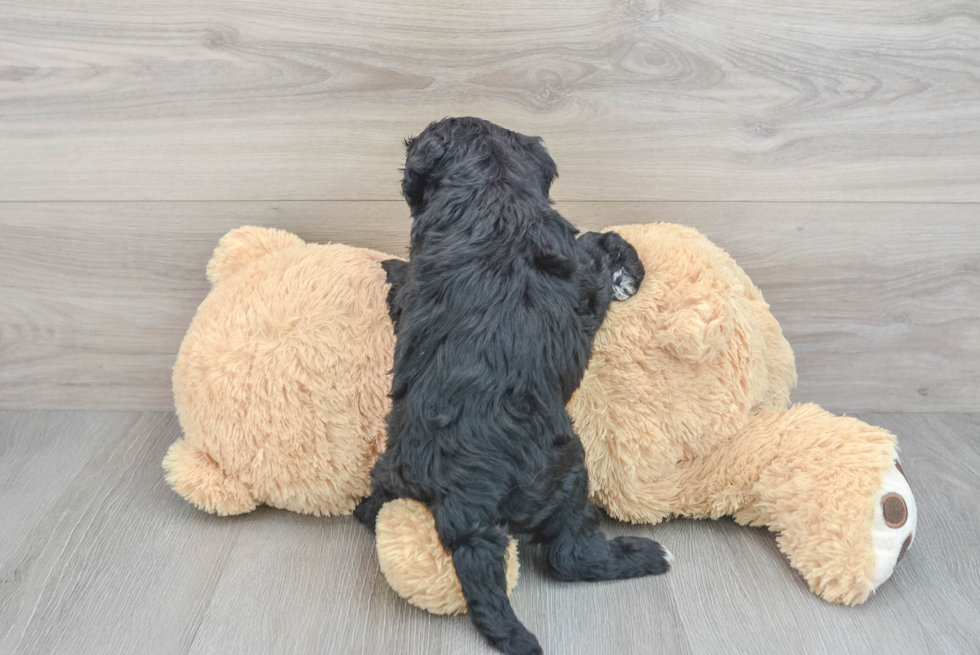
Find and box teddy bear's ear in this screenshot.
[206,226,305,286]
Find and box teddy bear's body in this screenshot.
[574,225,914,604]
[165,222,916,610]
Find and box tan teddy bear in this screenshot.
[164,222,916,612]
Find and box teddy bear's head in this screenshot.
[166,227,396,516]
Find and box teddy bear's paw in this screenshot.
[870,452,917,590]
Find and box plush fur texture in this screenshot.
[167,227,395,516]
[165,221,915,613]
[353,118,669,655]
[376,498,520,616]
[569,223,903,605]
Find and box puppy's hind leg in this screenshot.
[353,487,397,532]
[435,503,542,655]
[539,462,671,582]
[380,258,409,334]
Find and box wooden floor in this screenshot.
[1,410,977,655]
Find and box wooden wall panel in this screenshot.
[1,201,976,412]
[1,0,978,202]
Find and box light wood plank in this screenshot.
[2,201,977,412]
[1,411,977,654]
[858,413,980,652]
[1,0,978,201]
[181,510,685,655]
[0,412,141,597]
[608,412,980,655]
[503,530,692,655]
[0,412,247,655]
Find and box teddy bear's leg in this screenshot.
[162,438,257,516]
[717,404,916,605]
[870,451,917,588]
[374,499,520,616]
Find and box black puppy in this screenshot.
[355,118,670,655]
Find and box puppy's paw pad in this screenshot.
[612,268,637,301]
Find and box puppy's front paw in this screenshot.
[579,231,645,301]
[611,268,637,301]
[600,231,644,300]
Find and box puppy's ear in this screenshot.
[533,247,576,279]
[401,132,446,215]
[518,135,558,197]
[530,214,578,280]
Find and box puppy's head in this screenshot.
[401,117,558,216]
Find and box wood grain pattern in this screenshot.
[2,201,977,412]
[663,411,980,655]
[2,1,976,650]
[0,411,977,654]
[0,412,245,655]
[1,0,979,201]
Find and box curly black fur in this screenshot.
[355,118,670,655]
